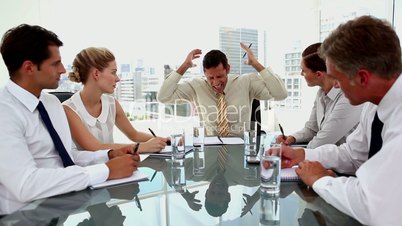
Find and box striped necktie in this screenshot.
[217,93,230,136]
[217,146,229,173]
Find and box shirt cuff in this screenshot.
[259,67,270,77]
[312,175,332,191]
[86,163,109,185]
[95,149,110,163]
[304,148,320,161]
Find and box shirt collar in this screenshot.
[6,80,40,112]
[377,74,402,121]
[326,87,341,101]
[72,92,109,126]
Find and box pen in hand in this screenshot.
[278,123,286,139]
[242,43,253,58]
[148,128,156,137]
[149,128,171,145]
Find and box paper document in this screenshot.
[90,170,149,189]
[281,167,300,182]
[148,146,193,158]
[198,136,244,145]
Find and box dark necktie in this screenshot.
[37,101,75,167]
[368,112,383,159]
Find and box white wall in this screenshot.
[0,0,42,85]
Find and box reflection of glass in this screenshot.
[171,159,186,193]
[193,147,205,176]
[243,155,258,181]
[259,191,280,226]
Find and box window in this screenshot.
[0,0,397,134]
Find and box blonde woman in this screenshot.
[64,47,168,153]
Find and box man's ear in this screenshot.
[356,69,370,87]
[21,60,36,75]
[226,64,231,74]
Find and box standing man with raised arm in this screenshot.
[280,15,402,225]
[0,24,140,215]
[158,43,287,137]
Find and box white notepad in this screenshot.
[199,136,244,145]
[90,170,149,189]
[281,167,301,182]
[148,146,193,158]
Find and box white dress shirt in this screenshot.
[158,68,287,137]
[305,74,402,225]
[63,92,116,150]
[0,81,110,214]
[292,88,363,148]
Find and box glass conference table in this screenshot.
[0,145,362,226]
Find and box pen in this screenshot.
[279,123,285,137]
[150,170,157,182]
[134,195,143,211]
[133,142,140,154]
[217,135,224,144]
[149,128,171,145]
[148,128,156,137]
[242,43,253,58]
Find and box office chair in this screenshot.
[251,99,266,150]
[49,91,74,103]
[251,99,264,135]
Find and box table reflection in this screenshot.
[0,145,362,226]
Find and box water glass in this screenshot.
[193,121,205,147]
[259,191,280,225]
[244,121,258,155]
[260,144,281,194]
[171,132,185,160]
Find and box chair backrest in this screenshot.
[49,91,74,103]
[251,99,262,134]
[251,99,266,149]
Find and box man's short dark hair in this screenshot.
[0,24,63,77]
[203,50,228,71]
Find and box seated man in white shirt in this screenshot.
[157,43,287,137]
[280,15,402,225]
[0,24,140,215]
[276,43,363,148]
